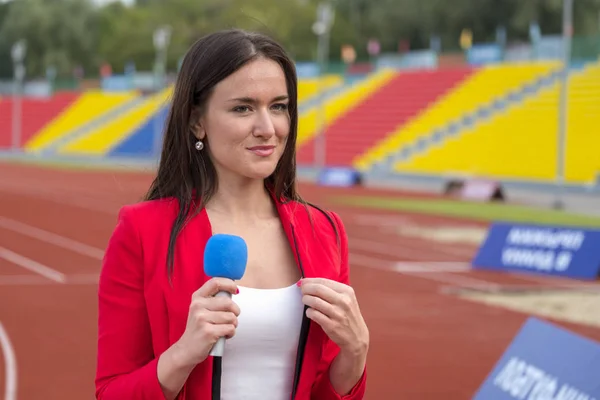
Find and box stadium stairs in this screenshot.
[355,62,562,173]
[105,104,169,158]
[295,68,398,154]
[384,61,599,185]
[297,75,344,108]
[296,67,473,166]
[23,90,141,155]
[54,88,172,157]
[565,60,600,184]
[298,76,365,114]
[355,62,564,181]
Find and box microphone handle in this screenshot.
[209,290,232,357]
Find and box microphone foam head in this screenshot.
[203,234,247,280]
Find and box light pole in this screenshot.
[11,40,26,151]
[152,26,171,160]
[554,0,574,209]
[312,2,335,171]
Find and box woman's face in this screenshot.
[196,57,291,183]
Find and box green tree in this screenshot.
[0,1,15,79]
[0,0,98,78]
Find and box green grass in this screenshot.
[334,195,600,228]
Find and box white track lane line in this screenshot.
[349,252,501,291]
[0,247,66,283]
[0,275,58,286]
[393,261,472,273]
[0,216,104,260]
[0,273,99,286]
[0,321,17,400]
[0,180,123,215]
[350,235,475,259]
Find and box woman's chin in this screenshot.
[244,164,278,181]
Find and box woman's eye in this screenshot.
[233,105,251,113]
[272,103,288,111]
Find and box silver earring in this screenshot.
[195,140,204,151]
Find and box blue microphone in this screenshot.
[203,233,248,357]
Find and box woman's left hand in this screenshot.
[299,278,369,357]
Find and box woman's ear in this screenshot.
[192,121,205,140]
[191,108,206,140]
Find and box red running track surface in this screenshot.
[0,161,599,400]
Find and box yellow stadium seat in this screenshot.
[565,62,600,183]
[392,81,560,182]
[297,75,343,104]
[57,87,172,156]
[354,61,561,171]
[24,89,139,153]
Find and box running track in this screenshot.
[0,161,599,400]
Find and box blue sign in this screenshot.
[474,317,600,400]
[473,222,600,280]
[467,44,503,66]
[295,62,320,78]
[376,50,438,70]
[317,167,362,187]
[535,35,564,61]
[101,75,134,92]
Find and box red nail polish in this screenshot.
[235,288,240,294]
[296,280,302,287]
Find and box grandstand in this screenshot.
[24,90,139,154]
[391,78,561,182]
[0,91,81,149]
[55,88,171,157]
[297,67,473,166]
[297,74,344,103]
[354,61,561,172]
[296,68,397,150]
[0,59,598,187]
[565,61,600,183]
[384,60,599,185]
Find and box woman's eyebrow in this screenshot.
[227,95,289,104]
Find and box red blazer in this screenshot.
[95,193,367,400]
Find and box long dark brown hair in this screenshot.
[144,29,302,278]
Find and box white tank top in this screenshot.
[220,282,305,400]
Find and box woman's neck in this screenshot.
[205,178,274,221]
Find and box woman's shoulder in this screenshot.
[117,197,180,224]
[112,197,195,241]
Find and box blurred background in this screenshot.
[0,0,599,195]
[0,0,600,399]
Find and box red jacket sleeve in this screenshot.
[95,206,166,400]
[311,211,367,399]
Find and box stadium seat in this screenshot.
[295,68,397,152]
[297,67,472,166]
[565,61,600,183]
[392,80,560,181]
[24,90,139,153]
[297,75,343,104]
[0,91,81,149]
[56,87,172,156]
[355,61,561,171]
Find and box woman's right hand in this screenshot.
[157,278,240,399]
[174,277,241,367]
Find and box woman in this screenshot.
[95,29,369,400]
